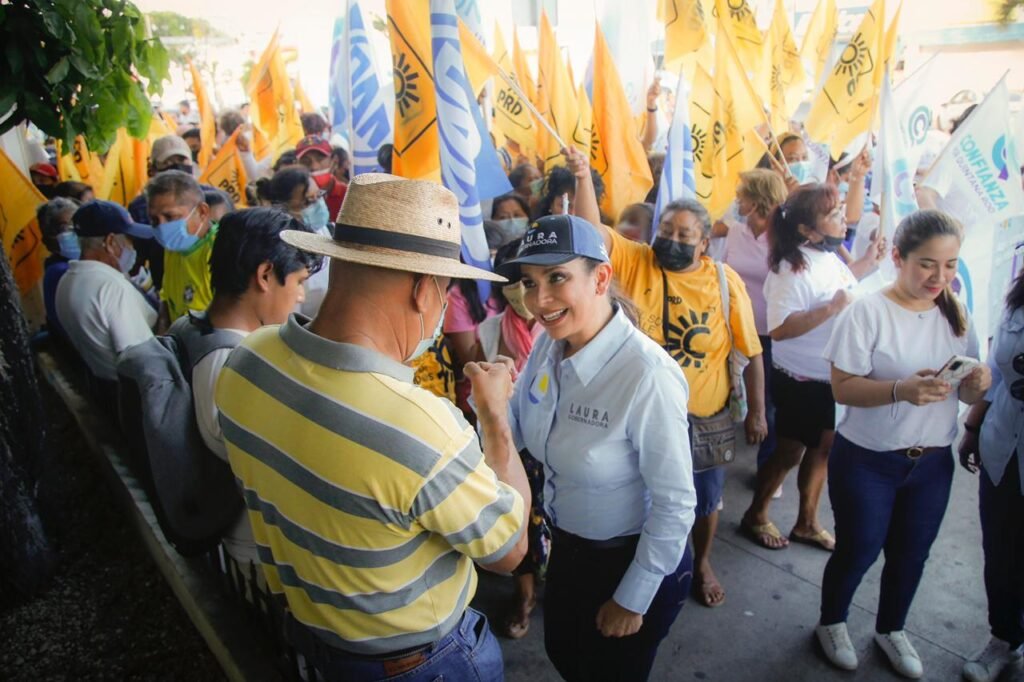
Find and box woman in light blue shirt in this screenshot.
[484,214,696,681]
[959,268,1024,682]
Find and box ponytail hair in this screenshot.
[768,183,839,274]
[893,209,967,337]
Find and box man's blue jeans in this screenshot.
[288,607,504,681]
[820,433,953,633]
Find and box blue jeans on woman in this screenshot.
[820,433,954,633]
[980,453,1024,647]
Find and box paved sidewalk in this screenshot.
[472,432,1002,681]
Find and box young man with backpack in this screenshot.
[116,208,321,563]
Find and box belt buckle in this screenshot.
[906,446,924,460]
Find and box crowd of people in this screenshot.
[20,92,1023,682]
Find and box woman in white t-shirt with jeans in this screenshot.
[815,210,991,678]
[741,184,867,551]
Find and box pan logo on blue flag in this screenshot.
[430,0,512,300]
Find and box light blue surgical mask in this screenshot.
[837,180,850,200]
[155,205,201,252]
[56,230,80,260]
[493,217,529,244]
[118,242,137,274]
[788,160,813,184]
[302,198,331,231]
[406,277,447,363]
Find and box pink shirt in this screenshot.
[444,286,501,335]
[723,220,771,335]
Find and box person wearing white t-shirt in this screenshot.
[741,184,884,552]
[55,200,157,397]
[189,207,321,568]
[815,210,991,678]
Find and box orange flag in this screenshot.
[386,0,441,181]
[0,148,47,295]
[591,22,653,220]
[188,59,216,169]
[536,10,582,166]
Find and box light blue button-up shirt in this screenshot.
[509,307,696,614]
[981,306,1024,489]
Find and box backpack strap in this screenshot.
[168,314,245,379]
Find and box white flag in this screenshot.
[873,71,919,281]
[653,69,697,232]
[923,75,1024,226]
[892,57,943,173]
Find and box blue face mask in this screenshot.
[56,230,80,260]
[788,160,813,184]
[118,242,137,274]
[837,180,850,200]
[302,198,331,231]
[155,205,201,252]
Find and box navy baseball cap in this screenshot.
[72,200,154,240]
[498,214,609,275]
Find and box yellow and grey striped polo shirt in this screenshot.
[215,316,524,655]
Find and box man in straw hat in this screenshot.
[215,173,529,680]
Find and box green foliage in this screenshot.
[0,0,170,153]
[146,10,226,64]
[996,0,1023,23]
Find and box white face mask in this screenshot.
[311,167,332,178]
[493,217,529,245]
[406,276,447,363]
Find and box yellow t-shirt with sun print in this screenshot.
[608,228,762,418]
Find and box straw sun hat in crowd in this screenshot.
[280,173,506,283]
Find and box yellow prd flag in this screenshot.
[712,0,764,75]
[386,0,440,182]
[458,18,495,97]
[0,148,47,295]
[688,64,716,206]
[591,22,653,221]
[770,0,805,125]
[804,0,885,154]
[492,25,511,72]
[247,30,304,163]
[294,77,316,114]
[536,10,582,166]
[161,111,180,133]
[188,59,216,170]
[100,129,145,207]
[661,0,708,69]
[200,129,250,208]
[56,136,106,190]
[799,0,838,89]
[576,82,593,155]
[251,125,271,162]
[709,24,766,219]
[458,19,537,153]
[512,27,536,106]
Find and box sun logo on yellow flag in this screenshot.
[692,126,708,162]
[393,52,422,119]
[724,0,754,22]
[834,33,875,96]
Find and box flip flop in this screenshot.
[693,572,726,608]
[740,518,790,550]
[789,528,836,552]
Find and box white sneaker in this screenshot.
[875,631,924,679]
[963,637,1024,682]
[816,622,859,670]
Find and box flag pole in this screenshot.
[491,61,568,151]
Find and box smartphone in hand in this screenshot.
[935,355,981,388]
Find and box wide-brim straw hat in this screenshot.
[280,173,506,282]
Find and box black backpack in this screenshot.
[116,315,245,556]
